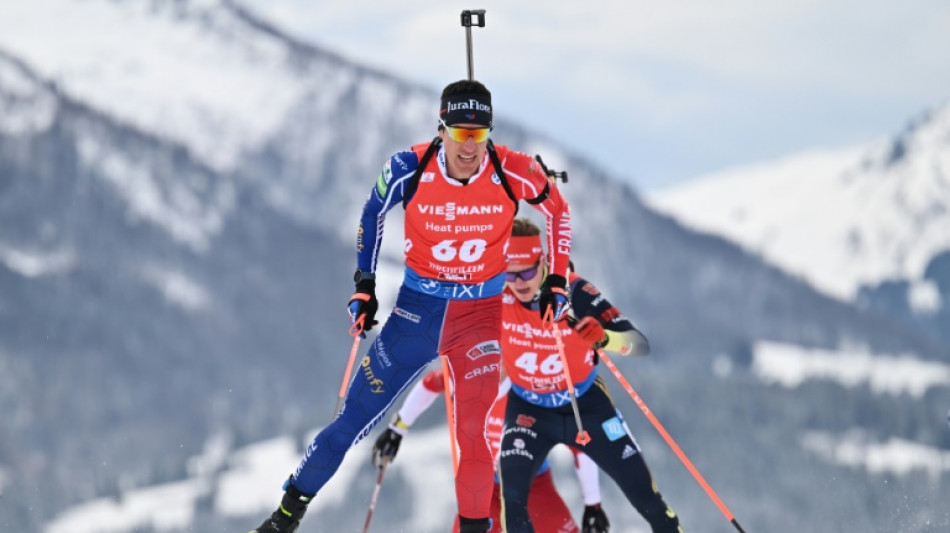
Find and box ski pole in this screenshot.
[460,9,486,80]
[362,460,388,533]
[439,355,460,477]
[546,309,591,445]
[335,317,366,419]
[598,349,748,533]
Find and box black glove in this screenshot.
[348,278,379,335]
[538,274,569,322]
[371,427,403,468]
[582,504,610,533]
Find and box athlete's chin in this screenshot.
[513,289,534,302]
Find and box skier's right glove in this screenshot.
[372,414,409,468]
[348,278,379,335]
[581,504,610,533]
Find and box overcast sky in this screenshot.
[240,0,950,191]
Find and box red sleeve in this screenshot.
[497,147,572,279]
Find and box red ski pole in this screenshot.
[334,316,366,419]
[598,349,748,533]
[546,309,591,446]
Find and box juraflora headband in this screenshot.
[440,93,492,128]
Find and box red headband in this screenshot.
[507,235,543,269]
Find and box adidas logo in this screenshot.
[621,444,637,459]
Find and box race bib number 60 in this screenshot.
[431,239,487,263]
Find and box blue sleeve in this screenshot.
[356,150,419,273]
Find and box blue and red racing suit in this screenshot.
[292,141,571,521]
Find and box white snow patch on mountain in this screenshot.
[139,264,212,312]
[907,279,943,314]
[801,431,950,480]
[46,425,457,533]
[0,56,57,135]
[0,0,309,171]
[752,340,950,397]
[76,135,236,252]
[647,104,950,303]
[213,435,304,519]
[46,478,206,533]
[0,243,75,278]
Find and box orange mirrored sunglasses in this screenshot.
[440,119,492,143]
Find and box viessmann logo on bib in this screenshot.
[416,202,505,221]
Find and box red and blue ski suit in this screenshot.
[499,275,684,533]
[291,141,571,522]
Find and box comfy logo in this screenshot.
[361,355,384,393]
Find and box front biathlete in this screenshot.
[498,218,684,533]
[251,80,572,533]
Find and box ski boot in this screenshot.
[250,479,312,533]
[649,505,684,533]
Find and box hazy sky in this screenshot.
[240,0,950,191]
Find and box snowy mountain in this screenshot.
[1,1,948,532]
[647,104,950,343]
[0,0,440,244]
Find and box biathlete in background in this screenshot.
[251,80,572,533]
[498,218,684,533]
[371,367,612,533]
